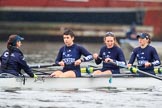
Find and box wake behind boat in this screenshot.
[0,73,162,91]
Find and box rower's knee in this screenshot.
[59,71,76,78]
[50,71,63,77]
[92,70,101,75]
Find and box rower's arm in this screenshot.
[94,47,103,65]
[79,45,93,62]
[55,48,63,64]
[113,47,126,66]
[18,54,34,77]
[128,50,137,65]
[81,55,93,62]
[151,60,161,66]
[151,47,161,66]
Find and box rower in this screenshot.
[0,34,37,78]
[92,32,126,75]
[50,29,93,78]
[127,32,161,76]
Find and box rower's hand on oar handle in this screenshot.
[95,56,113,63]
[93,53,99,60]
[74,59,82,66]
[144,62,152,68]
[104,58,113,63]
[57,61,80,67]
[127,64,132,68]
[58,61,65,67]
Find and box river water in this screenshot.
[0,41,162,108]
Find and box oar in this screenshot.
[81,66,162,74]
[80,67,101,73]
[110,61,162,81]
[30,64,59,68]
[32,69,51,75]
[82,73,139,78]
[30,63,78,69]
[30,62,162,77]
[32,67,98,75]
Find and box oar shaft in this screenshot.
[82,73,139,78]
[30,64,59,68]
[137,69,162,80]
[111,61,162,81]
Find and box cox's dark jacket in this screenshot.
[0,48,34,77]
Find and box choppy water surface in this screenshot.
[0,42,162,108]
[0,89,162,108]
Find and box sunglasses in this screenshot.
[105,32,115,36]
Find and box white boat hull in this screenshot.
[0,76,162,91]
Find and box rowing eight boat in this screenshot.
[1,61,162,91]
[0,74,162,91]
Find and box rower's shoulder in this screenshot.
[147,45,156,49]
[75,44,86,49]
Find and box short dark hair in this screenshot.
[63,29,75,37]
